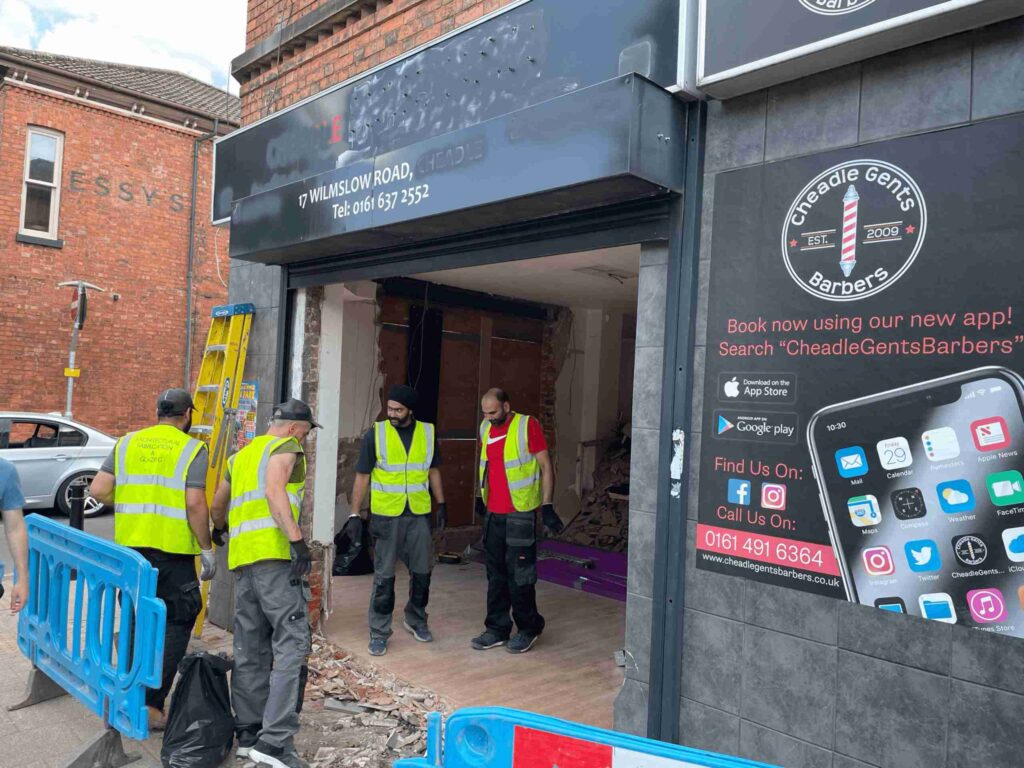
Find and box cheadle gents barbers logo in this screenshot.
[799,0,877,15]
[782,160,926,302]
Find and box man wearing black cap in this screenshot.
[89,387,215,730]
[209,397,320,768]
[349,384,446,656]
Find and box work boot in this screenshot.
[470,630,507,650]
[249,740,310,768]
[368,637,388,656]
[236,728,259,758]
[506,631,540,654]
[403,620,433,643]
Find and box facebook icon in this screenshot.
[728,478,751,506]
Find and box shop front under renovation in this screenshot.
[215,0,1024,764]
[210,0,693,734]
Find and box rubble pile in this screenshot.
[559,440,630,552]
[292,638,452,768]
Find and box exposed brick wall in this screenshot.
[0,82,229,435]
[539,307,568,468]
[297,286,326,626]
[241,0,517,124]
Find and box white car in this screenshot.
[0,412,116,517]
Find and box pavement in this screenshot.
[0,504,233,768]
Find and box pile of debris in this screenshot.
[292,638,451,768]
[559,433,631,552]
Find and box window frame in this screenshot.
[19,126,65,240]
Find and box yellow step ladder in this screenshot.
[190,302,255,637]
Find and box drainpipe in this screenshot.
[184,118,220,387]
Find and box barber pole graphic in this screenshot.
[839,184,859,277]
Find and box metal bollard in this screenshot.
[69,482,85,531]
[69,484,84,581]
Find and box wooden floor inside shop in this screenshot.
[322,561,626,728]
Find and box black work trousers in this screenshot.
[133,549,202,711]
[483,511,545,638]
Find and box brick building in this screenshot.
[218,1,1024,765]
[0,47,239,435]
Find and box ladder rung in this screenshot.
[206,344,228,353]
[190,426,214,435]
[196,385,219,392]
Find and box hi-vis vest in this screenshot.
[113,424,205,555]
[479,413,542,512]
[370,420,434,517]
[227,435,306,570]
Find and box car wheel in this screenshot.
[56,472,108,518]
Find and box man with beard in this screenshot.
[350,384,446,656]
[89,387,215,729]
[472,388,561,654]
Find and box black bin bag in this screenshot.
[161,652,235,768]
[333,514,373,576]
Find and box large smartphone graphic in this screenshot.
[808,367,1024,636]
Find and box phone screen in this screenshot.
[811,370,1024,637]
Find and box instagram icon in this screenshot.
[863,546,895,576]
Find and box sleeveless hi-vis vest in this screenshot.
[113,424,205,555]
[227,434,306,570]
[370,420,434,517]
[479,413,542,512]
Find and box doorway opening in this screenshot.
[321,243,652,728]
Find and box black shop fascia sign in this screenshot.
[698,0,1022,98]
[214,0,688,265]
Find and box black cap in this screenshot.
[273,398,322,429]
[387,384,419,410]
[157,388,195,417]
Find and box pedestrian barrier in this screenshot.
[11,513,167,767]
[395,707,779,768]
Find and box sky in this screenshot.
[0,0,247,93]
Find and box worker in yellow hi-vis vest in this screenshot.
[471,387,561,655]
[349,384,446,658]
[89,388,215,731]
[210,398,319,768]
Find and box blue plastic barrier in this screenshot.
[396,708,780,768]
[17,514,167,740]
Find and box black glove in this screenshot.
[435,502,447,532]
[289,539,312,579]
[542,504,564,535]
[211,526,228,547]
[475,497,487,520]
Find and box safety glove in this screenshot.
[475,496,487,520]
[199,549,217,581]
[435,502,448,532]
[542,504,564,535]
[211,526,228,547]
[290,538,312,579]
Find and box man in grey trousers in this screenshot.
[349,384,446,656]
[210,399,319,768]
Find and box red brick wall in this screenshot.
[241,0,516,125]
[0,83,229,436]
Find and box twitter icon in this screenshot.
[905,539,941,572]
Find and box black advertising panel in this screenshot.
[698,0,1021,97]
[699,115,1024,639]
[213,0,680,222]
[229,76,685,263]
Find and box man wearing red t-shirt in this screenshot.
[471,388,562,654]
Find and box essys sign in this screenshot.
[698,115,1024,642]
